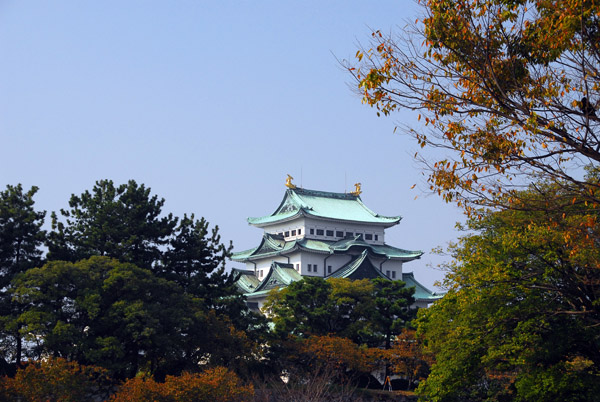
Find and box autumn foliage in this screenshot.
[0,357,113,402]
[351,0,600,213]
[110,367,253,402]
[369,329,432,390]
[298,335,374,374]
[0,358,254,402]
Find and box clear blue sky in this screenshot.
[0,1,464,290]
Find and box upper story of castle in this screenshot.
[246,181,401,245]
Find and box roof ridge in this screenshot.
[291,187,358,200]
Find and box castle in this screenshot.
[233,178,440,311]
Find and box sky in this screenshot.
[0,1,464,290]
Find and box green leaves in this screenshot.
[0,184,46,364]
[266,276,415,347]
[349,0,600,212]
[13,257,202,378]
[47,180,176,269]
[416,181,600,401]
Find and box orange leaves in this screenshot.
[298,335,373,373]
[0,358,112,402]
[0,358,255,402]
[367,329,432,387]
[348,0,600,214]
[110,367,253,402]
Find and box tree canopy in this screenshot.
[0,184,46,366]
[350,0,600,213]
[47,179,176,268]
[416,179,600,401]
[265,276,415,347]
[0,180,269,380]
[349,1,600,399]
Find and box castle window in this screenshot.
[386,270,391,277]
[365,234,373,240]
[336,231,343,237]
[298,229,302,235]
[326,230,334,237]
[346,232,353,237]
[296,263,299,271]
[392,271,396,279]
[284,231,290,237]
[314,264,318,273]
[374,234,379,241]
[308,264,312,272]
[328,265,332,274]
[310,228,314,235]
[291,230,296,236]
[316,229,324,236]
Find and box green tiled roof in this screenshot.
[232,268,260,293]
[401,272,442,301]
[330,235,423,260]
[326,249,390,280]
[232,234,422,262]
[231,233,297,261]
[234,259,440,302]
[252,261,303,293]
[247,188,402,227]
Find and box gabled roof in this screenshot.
[329,235,423,260]
[232,268,260,293]
[232,233,422,262]
[247,188,402,227]
[231,233,296,261]
[235,261,441,303]
[401,272,442,301]
[326,249,390,280]
[252,261,303,293]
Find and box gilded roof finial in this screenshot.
[350,182,362,196]
[285,174,297,189]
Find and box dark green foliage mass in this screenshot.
[0,180,268,380]
[371,277,415,350]
[0,184,46,366]
[159,214,233,305]
[416,180,600,401]
[47,179,176,269]
[265,276,415,347]
[13,257,193,378]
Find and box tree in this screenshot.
[265,277,416,347]
[0,357,113,402]
[368,329,432,391]
[415,180,600,401]
[265,277,379,344]
[12,257,205,378]
[265,276,336,339]
[350,0,600,213]
[47,179,176,269]
[371,277,416,349]
[12,256,264,379]
[160,214,232,300]
[159,213,269,363]
[110,367,254,402]
[0,184,45,366]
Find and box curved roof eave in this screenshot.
[246,188,403,227]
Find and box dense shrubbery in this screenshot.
[0,358,253,402]
[0,358,113,402]
[110,367,254,402]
